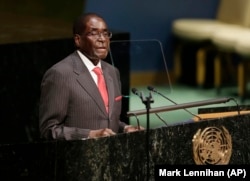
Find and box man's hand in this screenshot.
[124,125,145,133]
[88,128,116,138]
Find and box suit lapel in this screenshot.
[72,52,108,115]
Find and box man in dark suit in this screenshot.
[39,13,143,140]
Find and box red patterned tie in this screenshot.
[93,67,109,112]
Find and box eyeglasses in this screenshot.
[86,31,112,39]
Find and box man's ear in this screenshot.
[74,34,81,47]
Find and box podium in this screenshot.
[0,108,250,180]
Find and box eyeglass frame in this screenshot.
[85,30,112,39]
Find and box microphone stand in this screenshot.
[140,92,154,181]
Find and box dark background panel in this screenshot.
[0,0,130,144]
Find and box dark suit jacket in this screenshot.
[39,51,126,140]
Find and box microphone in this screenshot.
[131,88,141,97]
[147,85,202,120]
[131,88,146,102]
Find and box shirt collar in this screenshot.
[76,50,101,72]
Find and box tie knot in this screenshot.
[93,67,102,76]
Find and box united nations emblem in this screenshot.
[192,126,232,165]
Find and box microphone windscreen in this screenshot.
[147,85,156,92]
[131,88,138,95]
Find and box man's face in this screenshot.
[75,16,110,63]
